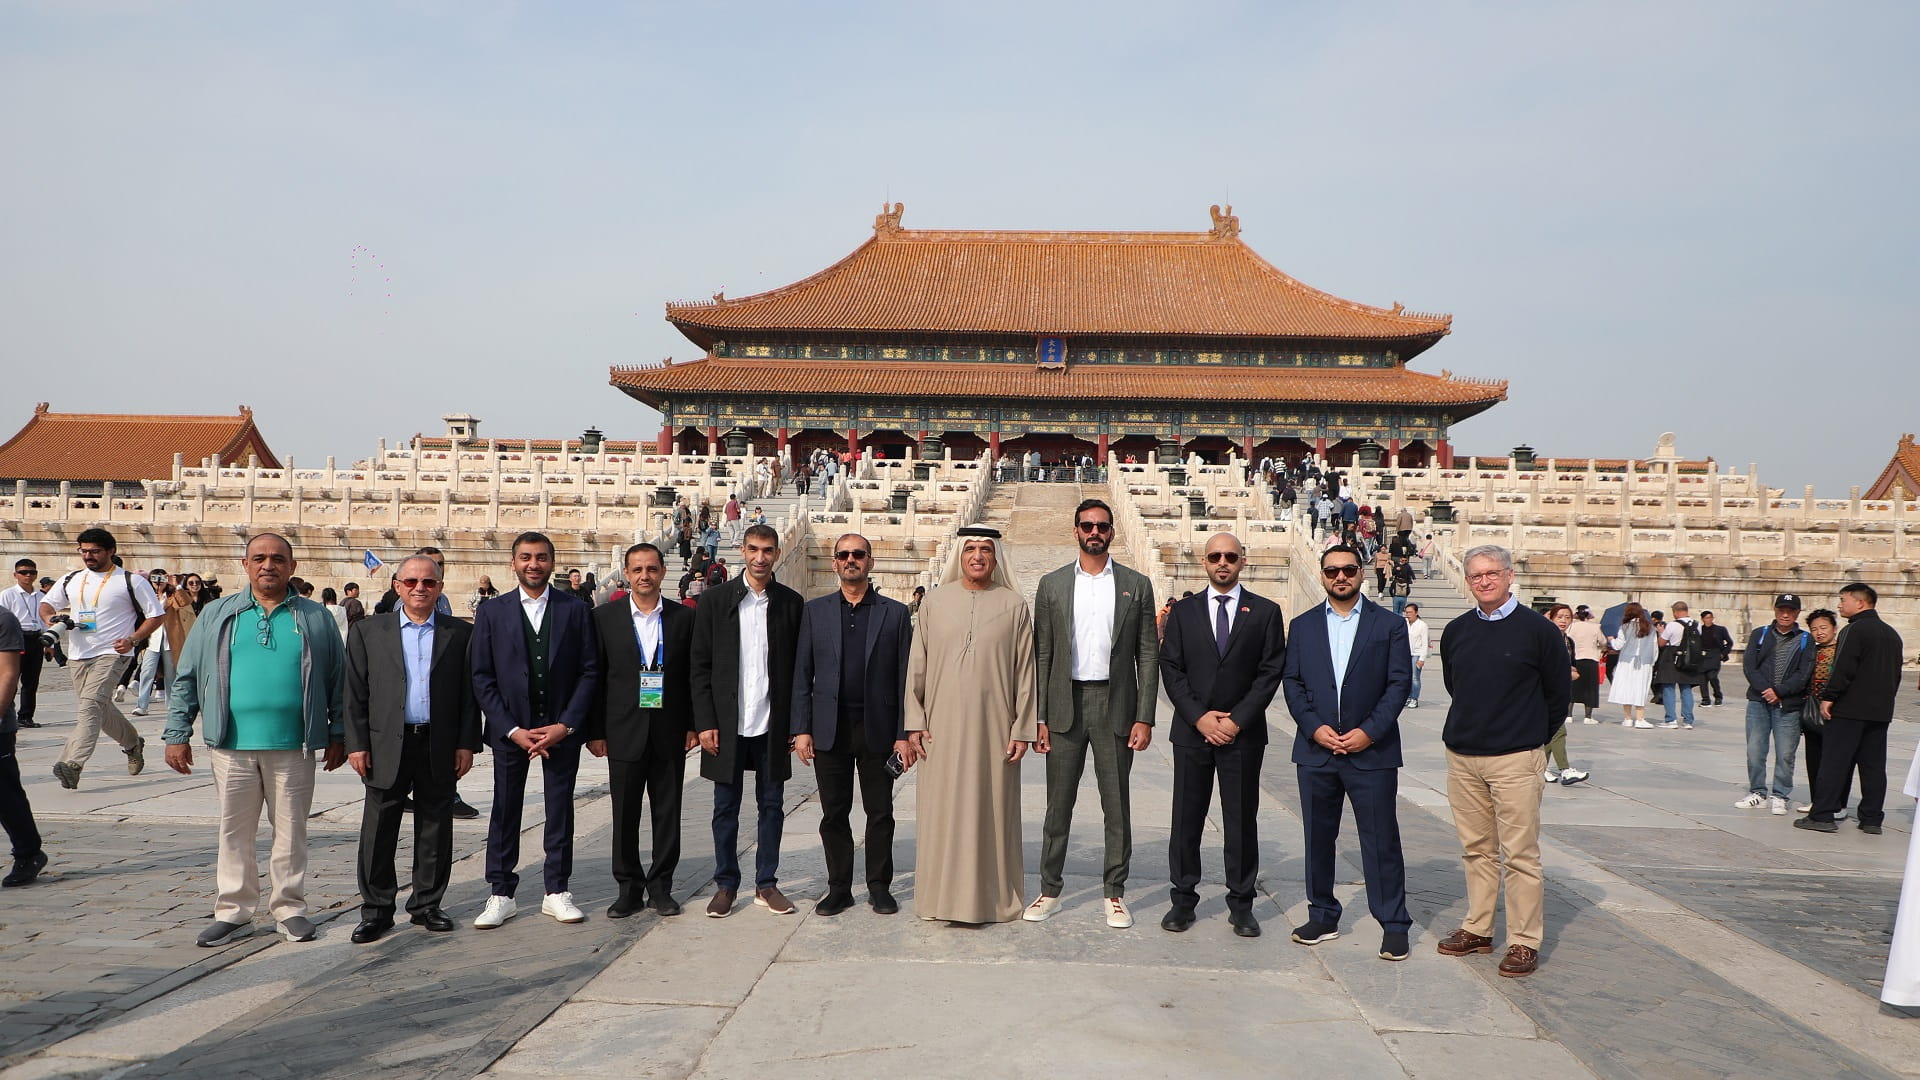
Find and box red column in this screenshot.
[658,421,671,455]
[1097,432,1109,465]
[1314,436,1328,458]
[1388,437,1401,465]
[1241,434,1255,463]
[989,430,1001,458]
[847,427,859,454]
[1436,438,1452,468]
[776,426,788,458]
[706,425,719,455]
[918,429,928,457]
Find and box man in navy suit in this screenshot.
[470,531,600,930]
[791,532,915,916]
[1281,543,1414,962]
[1158,532,1287,937]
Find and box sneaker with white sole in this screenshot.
[1795,802,1812,814]
[1582,717,1599,725]
[1658,721,1680,730]
[1105,898,1133,929]
[473,895,516,929]
[1619,718,1632,727]
[278,915,316,942]
[113,687,125,703]
[1769,797,1788,816]
[1544,769,1561,783]
[1633,720,1655,729]
[542,892,586,923]
[1559,769,1589,785]
[1734,792,1767,809]
[1022,895,1062,923]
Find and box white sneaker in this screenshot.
[1620,718,1633,727]
[542,892,586,923]
[1836,806,1851,821]
[1734,792,1766,809]
[1544,769,1561,783]
[473,895,517,929]
[1022,895,1062,923]
[1795,802,1812,814]
[113,687,126,703]
[1633,720,1655,729]
[1769,797,1788,816]
[129,707,147,717]
[1559,768,1589,785]
[1658,721,1680,730]
[1581,717,1599,725]
[1104,898,1134,929]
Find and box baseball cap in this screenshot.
[1774,593,1802,610]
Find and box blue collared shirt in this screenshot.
[1475,594,1520,621]
[399,613,434,726]
[1324,600,1362,711]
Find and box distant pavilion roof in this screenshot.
[1867,434,1920,499]
[665,204,1453,353]
[0,403,279,485]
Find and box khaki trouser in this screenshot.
[211,749,316,924]
[63,655,140,767]
[1445,746,1547,949]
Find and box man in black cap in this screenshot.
[1737,594,1813,816]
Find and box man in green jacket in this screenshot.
[166,533,346,947]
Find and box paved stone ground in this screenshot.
[4,594,1920,1078]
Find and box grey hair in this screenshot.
[1460,544,1512,573]
[396,554,440,578]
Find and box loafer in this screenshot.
[1498,944,1539,977]
[650,893,684,917]
[1437,929,1494,955]
[1161,906,1197,933]
[3,851,48,887]
[706,889,737,918]
[1290,919,1339,945]
[125,737,146,776]
[869,888,899,915]
[278,916,316,942]
[410,908,455,932]
[197,919,251,947]
[607,895,645,919]
[755,886,796,915]
[1022,895,1062,923]
[1230,911,1261,938]
[815,891,855,917]
[449,795,481,820]
[1792,816,1839,833]
[351,916,395,944]
[1380,931,1411,961]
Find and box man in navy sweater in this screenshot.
[1436,545,1570,979]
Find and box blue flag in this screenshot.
[363,549,384,575]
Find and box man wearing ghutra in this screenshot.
[905,526,1038,923]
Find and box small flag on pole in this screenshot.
[363,550,384,576]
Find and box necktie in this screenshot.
[1215,595,1231,657]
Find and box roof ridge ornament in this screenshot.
[1208,204,1239,241]
[874,201,905,238]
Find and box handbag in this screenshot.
[1800,694,1825,735]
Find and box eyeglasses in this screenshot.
[1322,564,1362,578]
[1467,570,1510,583]
[1075,521,1114,534]
[833,550,869,561]
[1204,551,1241,564]
[397,577,442,589]
[256,610,274,648]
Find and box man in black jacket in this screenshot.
[1736,595,1814,815]
[1797,583,1905,835]
[1697,611,1734,706]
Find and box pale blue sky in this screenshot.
[2,1,1914,493]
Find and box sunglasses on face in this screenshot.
[833,549,869,561]
[1204,551,1241,564]
[1075,521,1114,534]
[397,577,442,589]
[1322,564,1362,578]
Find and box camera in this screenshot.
[36,629,60,649]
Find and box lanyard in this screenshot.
[632,611,664,670]
[80,569,116,610]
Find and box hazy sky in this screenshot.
[3,1,1914,494]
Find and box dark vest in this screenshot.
[520,605,552,722]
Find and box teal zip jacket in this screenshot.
[165,589,345,750]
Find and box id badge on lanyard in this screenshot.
[637,630,665,710]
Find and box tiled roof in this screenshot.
[610,357,1506,414]
[665,205,1452,350]
[1866,433,1920,499]
[0,403,279,484]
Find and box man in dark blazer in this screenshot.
[1158,532,1286,938]
[791,532,914,917]
[691,523,804,918]
[587,543,696,918]
[1799,582,1907,835]
[1282,543,1414,961]
[470,531,600,929]
[344,556,482,943]
[1028,498,1159,930]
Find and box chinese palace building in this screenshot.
[611,204,1506,468]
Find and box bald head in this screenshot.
[1203,531,1245,590]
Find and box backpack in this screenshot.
[1674,620,1704,673]
[61,568,147,623]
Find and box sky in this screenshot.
[1,1,1915,494]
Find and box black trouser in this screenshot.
[486,735,582,896]
[1810,716,1888,827]
[1699,665,1724,705]
[815,714,897,895]
[1298,758,1410,932]
[1168,738,1263,914]
[16,644,42,723]
[0,732,42,860]
[609,725,687,903]
[117,648,140,689]
[357,726,456,916]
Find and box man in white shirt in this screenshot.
[41,530,162,788]
[1405,603,1430,709]
[2,559,47,728]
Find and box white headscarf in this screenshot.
[938,528,1018,593]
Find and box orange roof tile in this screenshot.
[610,358,1506,415]
[0,403,279,484]
[666,205,1452,350]
[1867,433,1920,499]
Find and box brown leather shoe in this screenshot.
[705,889,736,918]
[754,886,796,915]
[1498,944,1539,977]
[1436,929,1494,956]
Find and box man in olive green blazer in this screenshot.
[1027,497,1159,929]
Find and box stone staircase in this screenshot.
[974,482,1121,605]
[1402,566,1475,647]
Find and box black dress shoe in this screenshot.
[351,916,395,944]
[3,851,48,887]
[450,796,480,820]
[409,908,455,932]
[1230,911,1262,938]
[1860,823,1884,835]
[16,719,38,728]
[1161,906,1197,933]
[607,896,644,919]
[650,893,683,917]
[815,891,856,917]
[869,888,899,915]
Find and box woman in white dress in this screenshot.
[1607,602,1658,727]
[1883,744,1920,1007]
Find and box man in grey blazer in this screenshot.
[791,533,915,916]
[1028,498,1159,929]
[344,555,482,943]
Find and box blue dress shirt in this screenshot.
[399,613,435,726]
[1324,600,1361,712]
[1474,595,1520,621]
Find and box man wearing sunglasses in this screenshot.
[165,533,347,946]
[1281,544,1414,960]
[1158,533,1286,937]
[1028,498,1159,929]
[1,560,46,728]
[791,533,915,916]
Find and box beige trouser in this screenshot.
[211,748,316,923]
[63,655,140,767]
[1445,746,1547,949]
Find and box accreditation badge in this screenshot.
[638,671,665,710]
[75,609,98,632]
